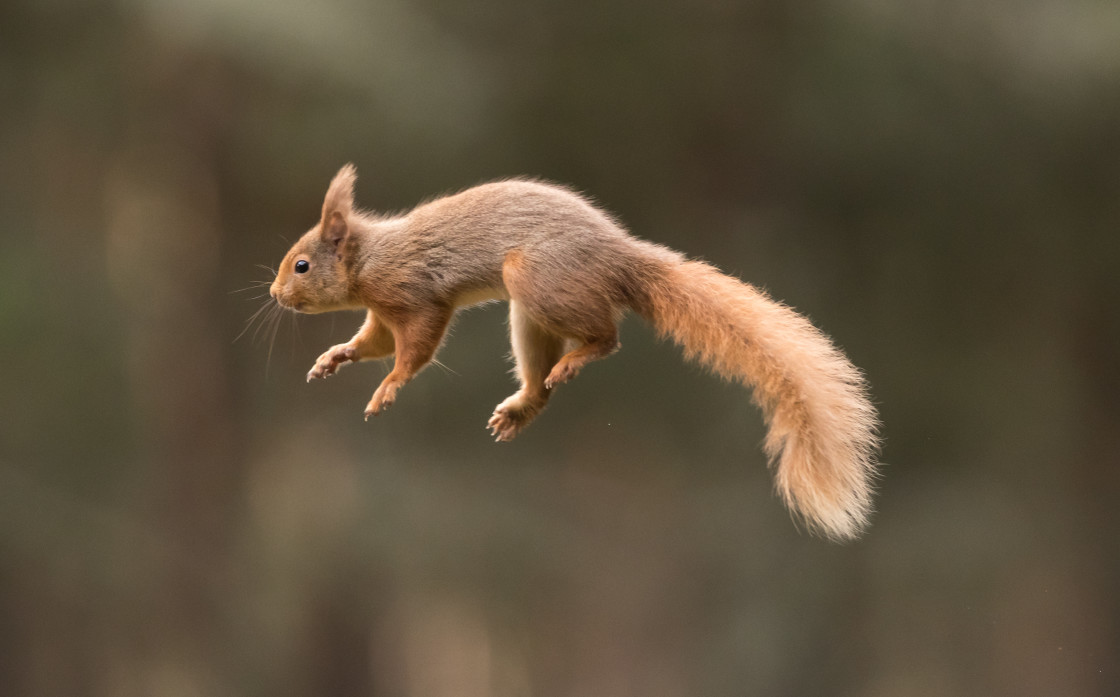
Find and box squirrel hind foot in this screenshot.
[488,397,544,442]
[544,338,620,389]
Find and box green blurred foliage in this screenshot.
[1,0,1118,695]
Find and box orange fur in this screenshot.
[270,165,880,540]
[641,263,879,540]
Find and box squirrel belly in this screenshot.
[271,164,881,541]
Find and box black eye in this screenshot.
[294,260,310,274]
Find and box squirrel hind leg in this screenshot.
[544,333,619,389]
[500,250,623,392]
[489,300,564,441]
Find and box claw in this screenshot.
[487,405,526,442]
[308,344,357,383]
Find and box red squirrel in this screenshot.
[269,165,880,540]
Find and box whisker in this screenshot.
[256,264,278,277]
[290,308,304,354]
[229,281,272,295]
[266,303,284,376]
[234,298,275,344]
[429,358,459,376]
[236,290,272,302]
[252,302,281,345]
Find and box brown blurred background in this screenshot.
[1,1,1118,695]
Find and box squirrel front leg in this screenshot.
[364,306,453,418]
[307,310,395,381]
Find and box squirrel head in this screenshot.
[271,164,359,313]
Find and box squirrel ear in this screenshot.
[322,211,349,251]
[321,163,357,222]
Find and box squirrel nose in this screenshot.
[269,283,278,300]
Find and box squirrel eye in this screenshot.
[294,260,310,274]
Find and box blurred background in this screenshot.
[1,0,1118,695]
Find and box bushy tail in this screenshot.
[641,260,879,540]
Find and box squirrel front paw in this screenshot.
[307,344,358,381]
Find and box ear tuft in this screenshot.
[321,163,357,222]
